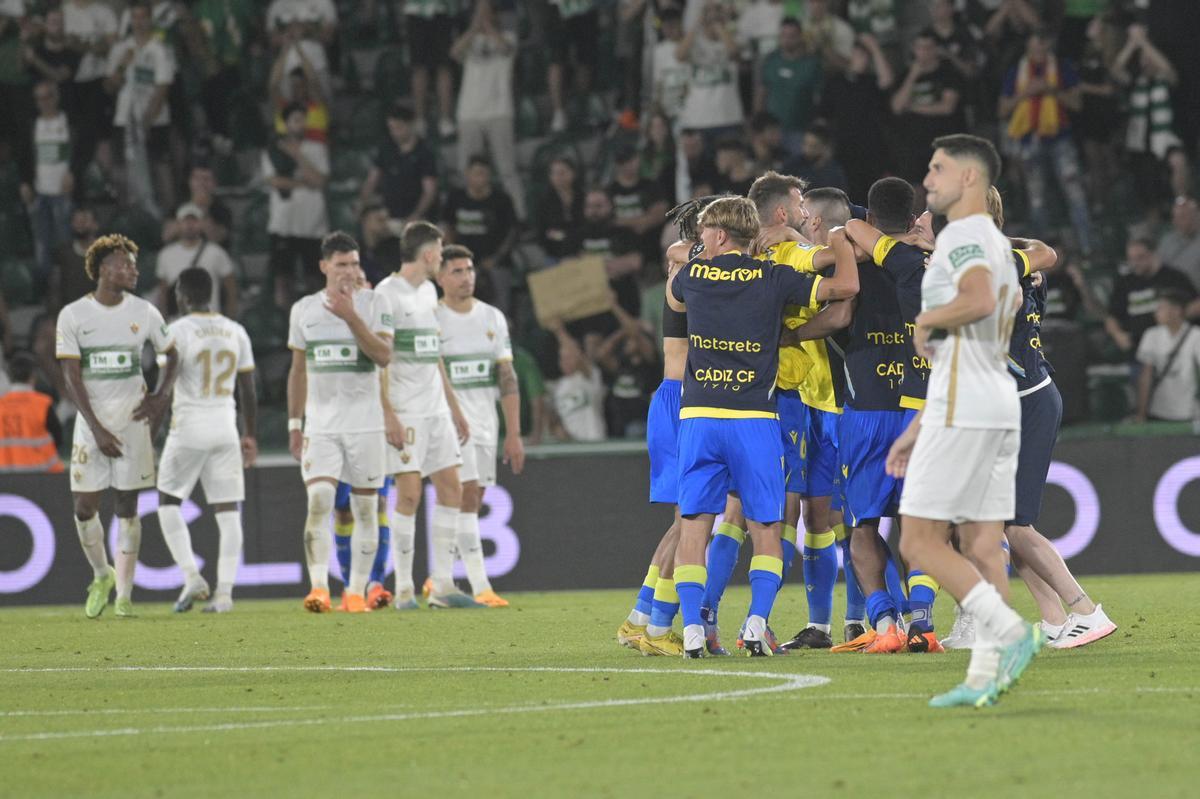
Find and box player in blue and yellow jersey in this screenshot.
[668,196,860,657]
[832,177,947,654]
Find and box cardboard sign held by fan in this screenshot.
[527,255,613,327]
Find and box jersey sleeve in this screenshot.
[148,305,174,353]
[153,42,174,85]
[772,242,820,273]
[1013,249,1032,279]
[287,300,305,351]
[212,247,235,279]
[495,309,514,362]
[775,266,820,309]
[370,291,394,338]
[236,324,256,373]
[55,306,79,359]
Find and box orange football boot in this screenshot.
[303,588,331,613]
[864,623,905,653]
[830,628,877,653]
[338,592,371,613]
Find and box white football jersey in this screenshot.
[288,288,392,435]
[56,293,174,431]
[167,313,254,427]
[921,214,1022,430]
[436,299,512,447]
[375,273,449,419]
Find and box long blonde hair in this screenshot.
[986,186,1005,230]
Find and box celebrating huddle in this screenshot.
[617,134,1117,707]
[56,223,524,618]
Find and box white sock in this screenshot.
[455,511,491,595]
[74,515,109,579]
[115,516,142,601]
[683,623,704,652]
[347,493,378,595]
[214,509,242,599]
[157,504,199,581]
[627,609,650,625]
[961,580,1025,647]
[809,623,832,633]
[391,511,416,596]
[429,504,459,595]
[965,618,1000,689]
[874,614,896,635]
[304,482,335,590]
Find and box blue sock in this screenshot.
[634,565,659,617]
[884,555,910,616]
[865,589,898,630]
[839,536,866,621]
[1001,538,1012,576]
[802,529,837,626]
[908,570,938,633]
[675,565,707,628]
[648,577,679,631]
[701,522,744,620]
[369,513,390,585]
[334,520,353,584]
[781,524,799,582]
[748,555,784,620]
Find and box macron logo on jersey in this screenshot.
[948,244,985,270]
[688,262,763,282]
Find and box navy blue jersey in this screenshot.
[671,251,820,418]
[1008,250,1055,392]
[872,235,931,409]
[843,261,909,410]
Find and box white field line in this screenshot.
[0,666,829,743]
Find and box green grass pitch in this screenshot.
[2,573,1197,798]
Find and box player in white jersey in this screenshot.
[56,233,179,618]
[156,268,257,614]
[376,222,484,609]
[886,134,1042,707]
[435,244,525,603]
[287,231,394,614]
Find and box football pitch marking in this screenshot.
[0,666,831,743]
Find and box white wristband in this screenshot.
[287,418,303,432]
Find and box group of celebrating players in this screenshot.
[615,133,1117,707]
[56,221,523,618]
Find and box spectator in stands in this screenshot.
[155,203,238,318]
[678,127,718,200]
[358,203,399,285]
[1159,196,1200,290]
[737,0,784,66]
[546,319,607,442]
[192,0,255,153]
[1076,12,1123,216]
[538,156,583,262]
[755,17,822,155]
[546,0,598,133]
[845,0,899,59]
[443,155,518,312]
[48,204,96,312]
[0,351,63,473]
[161,165,232,249]
[983,0,1042,67]
[748,110,785,173]
[891,28,963,194]
[712,137,755,196]
[1105,237,1198,361]
[402,0,458,138]
[451,0,523,219]
[1133,290,1200,424]
[651,6,689,126]
[677,2,743,145]
[510,336,548,445]
[1114,23,1181,210]
[24,7,79,98]
[1043,245,1106,324]
[817,33,893,203]
[573,188,643,328]
[106,0,176,216]
[359,103,438,228]
[595,295,657,439]
[0,4,33,185]
[1000,30,1092,255]
[801,0,853,69]
[21,80,73,297]
[928,0,983,82]
[267,0,336,48]
[64,0,118,193]
[783,122,848,192]
[607,142,668,263]
[639,111,675,201]
[263,101,328,306]
[269,31,328,144]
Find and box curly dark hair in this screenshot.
[84,234,139,282]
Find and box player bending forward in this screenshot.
[887,135,1043,707]
[57,233,178,618]
[435,245,525,603]
[157,267,257,614]
[288,232,394,613]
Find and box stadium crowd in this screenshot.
[1,0,1200,451]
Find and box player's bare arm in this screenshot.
[236,369,258,468]
[750,224,807,256]
[379,369,407,450]
[665,267,686,313]
[498,360,525,474]
[812,227,860,302]
[133,346,179,433]
[61,357,123,458]
[324,288,392,366]
[1010,238,1058,273]
[286,349,306,461]
[438,358,470,443]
